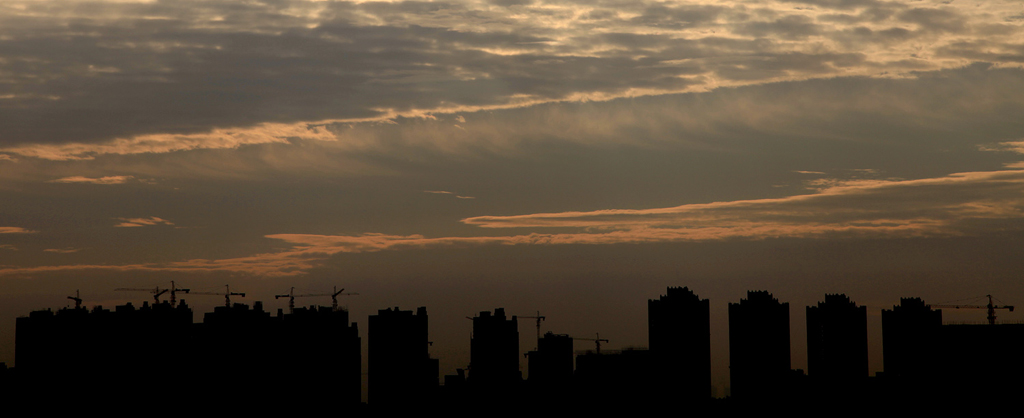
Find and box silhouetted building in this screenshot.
[193,301,274,397]
[575,348,655,405]
[526,332,573,387]
[648,286,711,401]
[806,294,867,381]
[469,308,520,388]
[15,300,194,402]
[881,298,941,380]
[369,306,439,407]
[277,305,361,405]
[15,300,360,410]
[729,290,791,400]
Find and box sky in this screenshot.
[2,0,1024,395]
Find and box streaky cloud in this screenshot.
[113,217,174,228]
[461,170,1024,230]
[6,168,1024,277]
[0,227,36,234]
[0,0,1021,156]
[49,175,134,184]
[43,248,80,254]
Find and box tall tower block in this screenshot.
[470,308,520,388]
[806,294,868,381]
[369,306,440,407]
[648,286,711,400]
[729,290,791,400]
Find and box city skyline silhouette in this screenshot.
[5,282,1023,409]
[3,0,1024,409]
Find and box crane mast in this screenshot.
[114,281,190,307]
[190,285,245,307]
[931,294,1015,325]
[573,333,609,354]
[276,286,358,313]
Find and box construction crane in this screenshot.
[67,290,82,309]
[573,333,609,354]
[275,286,358,313]
[115,281,190,307]
[329,286,359,312]
[190,285,245,307]
[931,295,1015,325]
[517,311,546,350]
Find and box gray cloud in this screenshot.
[734,15,823,40]
[0,0,1019,155]
[898,7,968,34]
[2,64,1022,181]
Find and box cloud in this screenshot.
[0,62,1017,174]
[49,175,134,184]
[3,122,335,161]
[43,248,80,254]
[113,217,174,228]
[0,227,36,234]
[157,167,1024,273]
[464,170,1024,231]
[426,190,475,199]
[986,140,1024,155]
[0,244,17,251]
[0,0,1020,159]
[6,168,1024,277]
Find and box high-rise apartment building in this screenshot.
[806,294,867,381]
[369,306,439,406]
[648,286,711,400]
[729,290,791,399]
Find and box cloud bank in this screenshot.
[5,168,1024,276]
[0,0,1021,161]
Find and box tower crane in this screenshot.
[68,289,82,309]
[275,286,358,313]
[115,281,190,307]
[931,294,1014,325]
[573,333,609,354]
[517,311,546,350]
[329,286,359,312]
[190,285,245,307]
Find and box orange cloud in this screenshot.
[114,217,174,228]
[0,227,37,234]
[4,169,1024,277]
[463,170,1024,230]
[43,248,80,254]
[49,176,134,184]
